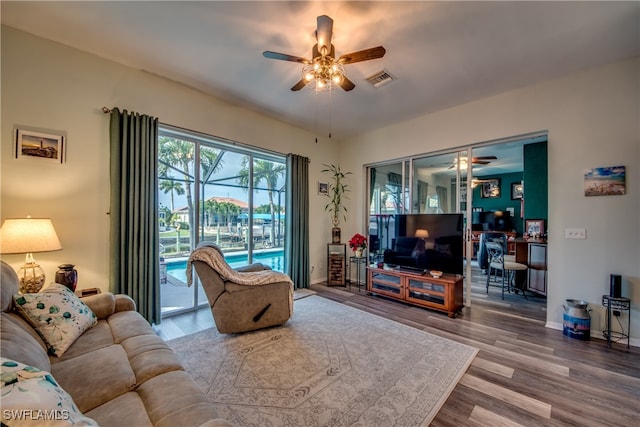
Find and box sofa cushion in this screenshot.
[120,334,183,385]
[50,345,136,413]
[1,261,19,312]
[0,312,50,372]
[137,370,229,427]
[85,392,153,427]
[1,357,98,426]
[13,284,97,357]
[108,310,155,343]
[52,320,115,363]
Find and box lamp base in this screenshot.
[18,262,46,293]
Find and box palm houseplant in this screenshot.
[321,164,351,243]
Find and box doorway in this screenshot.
[366,132,548,320]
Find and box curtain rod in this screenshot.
[102,106,112,113]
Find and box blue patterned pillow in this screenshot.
[13,283,97,357]
[1,357,98,426]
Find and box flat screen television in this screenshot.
[472,210,514,232]
[369,213,464,275]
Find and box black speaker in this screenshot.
[609,274,622,298]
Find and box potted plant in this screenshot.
[321,164,351,243]
[348,233,367,257]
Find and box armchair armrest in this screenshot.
[235,263,271,273]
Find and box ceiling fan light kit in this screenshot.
[263,15,385,92]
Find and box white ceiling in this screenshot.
[2,1,639,141]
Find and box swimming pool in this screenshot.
[165,250,284,283]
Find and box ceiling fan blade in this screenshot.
[473,161,491,165]
[290,79,308,91]
[337,46,386,64]
[263,51,310,64]
[339,75,356,91]
[316,15,333,56]
[472,156,497,161]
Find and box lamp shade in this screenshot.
[414,228,430,239]
[0,218,62,254]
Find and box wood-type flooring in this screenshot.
[158,271,639,426]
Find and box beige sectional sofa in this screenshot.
[0,261,231,427]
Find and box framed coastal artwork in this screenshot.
[584,166,625,196]
[14,127,66,164]
[480,178,501,198]
[511,182,524,200]
[318,182,328,195]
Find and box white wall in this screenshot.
[3,27,639,344]
[339,57,640,344]
[1,26,337,288]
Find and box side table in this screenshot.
[347,256,367,292]
[602,295,631,349]
[76,288,101,298]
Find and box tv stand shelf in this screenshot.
[367,267,464,318]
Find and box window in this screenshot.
[158,125,286,317]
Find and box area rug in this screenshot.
[168,295,477,426]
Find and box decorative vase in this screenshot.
[332,227,341,243]
[355,248,363,258]
[55,264,78,292]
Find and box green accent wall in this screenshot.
[472,172,524,235]
[523,141,548,231]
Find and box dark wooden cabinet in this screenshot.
[327,243,346,286]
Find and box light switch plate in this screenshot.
[565,228,586,239]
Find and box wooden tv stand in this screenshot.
[367,267,464,318]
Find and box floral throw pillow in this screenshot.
[13,283,97,357]
[1,358,98,426]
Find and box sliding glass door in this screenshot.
[158,127,286,317]
[367,149,475,304]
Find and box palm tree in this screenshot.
[159,179,184,212]
[237,159,285,245]
[159,137,223,244]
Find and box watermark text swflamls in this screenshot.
[3,409,70,421]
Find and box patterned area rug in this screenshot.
[168,295,477,426]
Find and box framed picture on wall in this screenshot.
[14,126,66,164]
[511,182,524,200]
[525,219,545,236]
[318,182,328,195]
[480,178,500,198]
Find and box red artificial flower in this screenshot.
[348,233,367,251]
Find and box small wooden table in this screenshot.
[367,267,464,318]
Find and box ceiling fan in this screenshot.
[263,15,386,92]
[449,156,498,169]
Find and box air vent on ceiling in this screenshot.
[365,69,396,88]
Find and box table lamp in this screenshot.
[415,229,430,239]
[0,217,62,293]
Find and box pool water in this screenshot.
[165,250,284,283]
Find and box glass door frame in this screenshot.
[365,148,475,307]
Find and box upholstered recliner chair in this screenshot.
[187,243,294,334]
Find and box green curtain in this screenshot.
[109,108,160,324]
[285,153,310,289]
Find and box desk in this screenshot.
[466,231,516,259]
[347,256,367,291]
[602,295,631,349]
